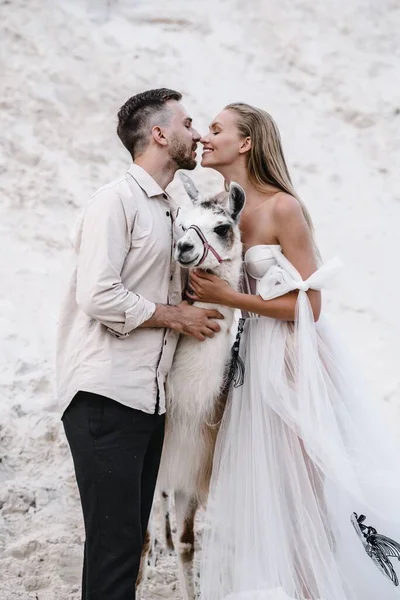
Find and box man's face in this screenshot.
[164,101,201,170]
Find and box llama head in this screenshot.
[175,173,245,271]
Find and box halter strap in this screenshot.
[187,224,224,267]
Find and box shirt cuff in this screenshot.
[106,295,156,338]
[125,296,156,331]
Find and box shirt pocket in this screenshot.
[130,201,153,248]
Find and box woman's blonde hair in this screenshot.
[225,102,316,239]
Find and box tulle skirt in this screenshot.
[200,306,400,600]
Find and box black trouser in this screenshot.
[62,391,165,600]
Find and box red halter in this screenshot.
[187,224,224,267]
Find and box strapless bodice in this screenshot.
[244,244,282,281]
[244,244,341,303]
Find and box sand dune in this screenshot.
[1,0,400,597]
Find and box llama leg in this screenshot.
[160,490,175,551]
[175,490,198,600]
[136,528,151,600]
[147,507,157,569]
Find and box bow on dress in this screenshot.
[257,248,342,301]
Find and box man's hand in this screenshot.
[139,301,224,340]
[168,301,224,341]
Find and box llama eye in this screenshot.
[214,224,230,237]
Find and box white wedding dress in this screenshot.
[200,245,400,600]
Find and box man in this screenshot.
[56,88,223,600]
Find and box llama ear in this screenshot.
[179,172,201,204]
[228,182,246,222]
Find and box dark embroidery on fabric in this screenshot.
[351,512,400,586]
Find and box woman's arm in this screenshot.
[211,286,301,321]
[271,193,321,321]
[188,194,321,322]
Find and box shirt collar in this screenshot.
[127,164,167,199]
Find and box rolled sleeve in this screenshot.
[106,295,156,338]
[125,296,156,330]
[76,188,156,334]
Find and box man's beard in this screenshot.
[168,134,196,170]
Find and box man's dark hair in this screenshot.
[117,88,182,159]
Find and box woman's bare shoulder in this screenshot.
[271,192,301,217]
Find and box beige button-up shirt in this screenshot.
[56,165,182,416]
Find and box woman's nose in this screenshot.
[200,133,210,144]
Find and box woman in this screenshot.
[187,103,400,600]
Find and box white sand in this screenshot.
[1,0,400,597]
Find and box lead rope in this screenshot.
[227,317,246,388]
[225,262,248,390]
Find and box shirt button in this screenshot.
[166,210,170,217]
[170,275,173,281]
[164,339,167,345]
[163,193,168,200]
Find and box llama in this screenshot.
[138,174,245,600]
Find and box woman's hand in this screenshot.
[186,270,236,305]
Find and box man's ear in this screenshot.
[152,126,168,147]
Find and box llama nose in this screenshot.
[179,241,195,254]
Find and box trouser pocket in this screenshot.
[85,392,106,439]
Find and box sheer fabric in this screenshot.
[201,245,400,600]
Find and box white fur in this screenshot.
[158,265,241,497]
[139,180,245,599]
[158,183,244,498]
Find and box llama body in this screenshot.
[137,176,245,600]
[159,290,239,501]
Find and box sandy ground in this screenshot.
[1,0,400,598]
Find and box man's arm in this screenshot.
[76,188,156,336]
[76,188,223,340]
[139,301,224,342]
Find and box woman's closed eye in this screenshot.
[209,126,220,136]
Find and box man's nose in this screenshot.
[192,128,201,142]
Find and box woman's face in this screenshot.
[200,109,247,170]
